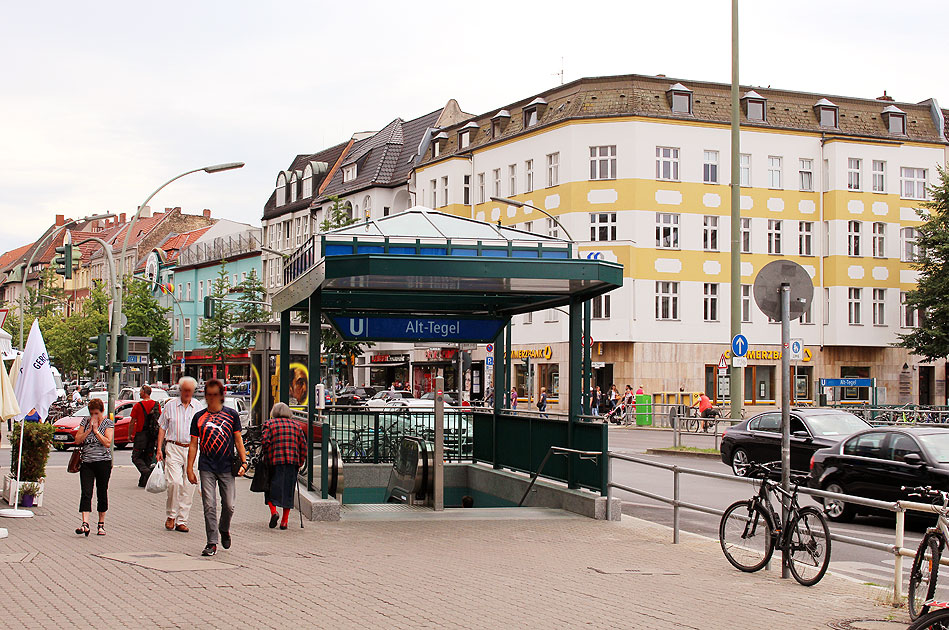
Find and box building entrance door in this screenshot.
[919,365,934,406]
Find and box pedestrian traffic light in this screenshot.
[116,334,128,363]
[87,334,107,371]
[204,296,215,318]
[54,243,73,279]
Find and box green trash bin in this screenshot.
[635,394,652,426]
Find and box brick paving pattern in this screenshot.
[0,465,908,629]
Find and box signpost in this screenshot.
[329,315,505,343]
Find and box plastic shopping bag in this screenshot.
[145,462,167,494]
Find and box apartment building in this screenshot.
[415,74,948,409]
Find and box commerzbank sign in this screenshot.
[510,346,552,360]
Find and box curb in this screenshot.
[644,448,722,460]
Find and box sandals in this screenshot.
[96,522,105,536]
[76,522,90,537]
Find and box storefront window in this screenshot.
[514,365,528,398]
[793,366,813,401]
[841,366,871,401]
[539,363,559,400]
[705,365,730,403]
[744,365,776,404]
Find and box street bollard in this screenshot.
[673,466,680,544]
[894,508,905,605]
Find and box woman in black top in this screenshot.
[74,398,114,536]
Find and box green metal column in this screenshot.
[308,293,320,493]
[504,322,512,408]
[583,300,592,416]
[568,298,581,489]
[279,309,290,405]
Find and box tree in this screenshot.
[234,268,268,347]
[124,278,173,367]
[319,195,357,232]
[899,165,949,361]
[198,261,240,373]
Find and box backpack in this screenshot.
[143,401,161,439]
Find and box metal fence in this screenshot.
[831,403,949,425]
[607,451,949,603]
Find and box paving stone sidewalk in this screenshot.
[0,464,909,629]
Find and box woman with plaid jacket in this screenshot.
[261,402,307,530]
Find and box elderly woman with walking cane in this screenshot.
[259,402,307,530]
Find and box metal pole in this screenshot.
[606,455,612,521]
[894,508,905,604]
[728,0,742,424]
[780,283,791,579]
[673,467,680,544]
[583,300,592,416]
[434,376,445,511]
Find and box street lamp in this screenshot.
[490,196,576,244]
[261,246,289,258]
[109,162,244,422]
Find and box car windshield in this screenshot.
[919,433,949,463]
[71,406,91,417]
[803,413,870,437]
[151,390,169,400]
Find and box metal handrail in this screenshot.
[518,447,600,506]
[606,451,949,603]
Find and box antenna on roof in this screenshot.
[553,57,564,85]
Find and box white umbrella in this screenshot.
[7,354,21,390]
[0,360,19,422]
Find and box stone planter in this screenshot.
[2,475,45,508]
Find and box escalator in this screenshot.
[384,437,434,504]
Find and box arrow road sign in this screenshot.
[731,334,748,357]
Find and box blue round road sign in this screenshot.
[731,334,748,357]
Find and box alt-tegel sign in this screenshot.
[330,315,506,342]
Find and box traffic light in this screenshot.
[87,334,107,371]
[54,243,73,279]
[116,334,128,363]
[204,296,215,318]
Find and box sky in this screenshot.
[1,0,947,253]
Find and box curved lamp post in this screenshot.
[490,196,576,244]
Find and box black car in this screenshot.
[334,386,378,406]
[809,427,949,522]
[720,408,870,477]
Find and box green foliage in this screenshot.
[319,196,357,232]
[234,268,268,347]
[18,481,41,499]
[197,261,240,370]
[899,166,949,361]
[10,422,54,481]
[124,278,173,365]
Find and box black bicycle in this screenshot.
[909,605,949,629]
[241,425,263,480]
[719,461,832,586]
[906,486,949,620]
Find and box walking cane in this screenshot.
[297,477,304,529]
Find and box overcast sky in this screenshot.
[2,0,946,253]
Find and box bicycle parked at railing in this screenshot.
[908,602,949,629]
[719,461,832,586]
[906,486,949,620]
[240,424,263,480]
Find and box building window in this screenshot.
[284,219,292,248]
[824,288,830,325]
[818,105,838,128]
[198,281,204,302]
[544,308,558,323]
[655,146,679,181]
[767,156,783,189]
[524,311,532,325]
[847,221,862,257]
[491,119,501,138]
[847,158,861,191]
[741,284,752,323]
[463,175,471,205]
[302,170,313,198]
[746,99,765,122]
[703,283,719,322]
[343,164,357,182]
[703,150,719,184]
[739,154,751,187]
[901,291,919,328]
[186,282,192,301]
[592,294,611,319]
[275,173,286,206]
[901,167,928,200]
[872,222,886,258]
[546,218,558,239]
[888,112,906,135]
[872,160,886,193]
[872,288,886,326]
[289,176,298,203]
[184,318,192,341]
[430,179,437,207]
[294,217,302,245]
[173,318,180,341]
[848,288,862,325]
[655,213,679,249]
[525,160,533,193]
[800,301,813,324]
[655,281,679,320]
[524,108,538,128]
[478,173,485,203]
[799,158,814,192]
[459,130,471,149]
[590,146,617,180]
[901,227,919,262]
[492,169,501,197]
[799,221,813,256]
[767,220,782,254]
[740,218,751,253]
[508,164,517,196]
[440,177,448,207]
[669,87,692,114]
[524,221,533,233]
[546,152,559,187]
[703,216,719,251]
[591,213,617,241]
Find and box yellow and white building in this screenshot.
[413,74,949,410]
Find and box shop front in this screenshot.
[413,347,460,397]
[368,352,410,389]
[510,344,562,409]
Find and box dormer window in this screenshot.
[302,164,313,198]
[882,105,907,135]
[289,172,299,203]
[458,122,479,150]
[342,164,357,182]
[815,98,838,129]
[432,131,448,158]
[275,172,287,206]
[741,90,766,122]
[491,110,511,138]
[523,97,547,128]
[667,83,693,115]
[524,108,538,127]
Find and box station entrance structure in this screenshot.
[270,207,623,500]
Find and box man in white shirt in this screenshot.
[157,376,204,532]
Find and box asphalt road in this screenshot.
[609,426,942,596]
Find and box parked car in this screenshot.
[720,408,871,476]
[334,386,378,406]
[51,402,140,450]
[117,386,169,405]
[366,390,416,409]
[224,396,248,424]
[88,390,109,403]
[809,426,949,522]
[420,391,459,406]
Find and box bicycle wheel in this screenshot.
[720,500,774,572]
[243,442,261,480]
[910,533,944,620]
[686,418,699,433]
[786,506,832,586]
[908,607,949,630]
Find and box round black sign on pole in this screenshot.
[752,260,814,321]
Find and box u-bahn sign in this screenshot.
[330,315,506,343]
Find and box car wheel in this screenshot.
[822,481,855,522]
[731,448,751,477]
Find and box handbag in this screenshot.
[249,461,273,493]
[67,448,81,474]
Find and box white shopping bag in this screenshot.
[145,462,167,493]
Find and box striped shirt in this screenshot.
[79,416,114,463]
[159,397,205,443]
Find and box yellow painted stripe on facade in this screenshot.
[822,190,926,223]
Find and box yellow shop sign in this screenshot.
[725,348,812,362]
[510,346,553,360]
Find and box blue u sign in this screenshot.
[330,315,505,342]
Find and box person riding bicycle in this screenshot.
[692,392,720,430]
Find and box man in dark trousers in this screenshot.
[130,385,160,487]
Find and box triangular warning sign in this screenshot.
[718,353,728,370]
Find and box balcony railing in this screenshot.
[284,235,315,285]
[178,231,260,267]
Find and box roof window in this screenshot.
[523,97,547,128]
[491,110,511,138]
[741,90,767,122]
[458,122,479,150]
[814,98,838,129]
[882,105,906,135]
[342,164,357,182]
[667,83,693,115]
[432,131,448,158]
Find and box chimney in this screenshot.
[202,209,211,219]
[120,212,127,223]
[55,214,65,226]
[877,91,895,102]
[139,205,152,219]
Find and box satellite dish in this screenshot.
[753,260,814,321]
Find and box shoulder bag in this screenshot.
[67,447,81,473]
